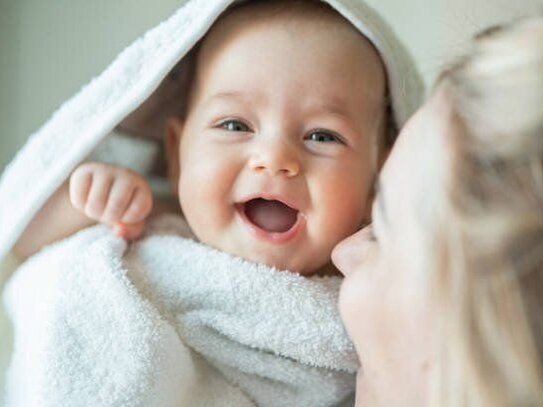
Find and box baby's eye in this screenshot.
[219,119,251,132]
[305,130,344,144]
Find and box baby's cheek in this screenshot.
[323,183,369,238]
[319,158,372,207]
[178,158,238,236]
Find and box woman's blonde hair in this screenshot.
[434,16,543,406]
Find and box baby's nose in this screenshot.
[248,140,300,177]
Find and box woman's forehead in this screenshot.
[380,91,452,220]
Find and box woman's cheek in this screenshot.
[338,257,378,347]
[338,273,363,337]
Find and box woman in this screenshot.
[332,16,543,406]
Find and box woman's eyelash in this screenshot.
[368,227,377,242]
[364,224,377,242]
[305,130,345,144]
[217,119,251,132]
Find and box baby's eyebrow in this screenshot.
[306,100,354,121]
[202,92,358,125]
[203,91,256,108]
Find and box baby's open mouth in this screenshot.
[241,198,299,233]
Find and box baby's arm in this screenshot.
[12,162,153,261]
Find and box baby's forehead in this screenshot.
[173,0,389,133]
[191,3,386,97]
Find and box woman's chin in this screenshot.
[354,370,374,406]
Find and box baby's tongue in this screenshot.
[245,198,298,233]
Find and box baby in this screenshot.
[3,1,422,404]
[15,0,395,276]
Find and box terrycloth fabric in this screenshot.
[0,251,19,404]
[2,215,358,407]
[0,0,423,261]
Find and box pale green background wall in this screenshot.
[1,0,542,172]
[0,0,186,173]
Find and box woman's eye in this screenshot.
[219,119,251,132]
[362,224,378,242]
[305,130,344,144]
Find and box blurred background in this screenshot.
[1,0,542,172]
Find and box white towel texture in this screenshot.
[3,215,357,406]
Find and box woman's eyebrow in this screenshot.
[374,178,388,226]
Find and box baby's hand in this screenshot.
[69,162,153,240]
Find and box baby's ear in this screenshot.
[164,117,184,195]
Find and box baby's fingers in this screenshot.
[101,179,136,225]
[69,166,93,212]
[120,185,153,224]
[113,221,146,240]
[84,173,114,220]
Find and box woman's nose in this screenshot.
[249,139,300,177]
[332,226,374,276]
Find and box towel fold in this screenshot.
[3,215,358,406]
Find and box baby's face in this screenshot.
[170,11,386,275]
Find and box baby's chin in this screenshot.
[239,250,305,274]
[192,226,336,276]
[234,249,335,276]
[195,236,297,273]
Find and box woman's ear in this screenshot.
[164,117,184,196]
